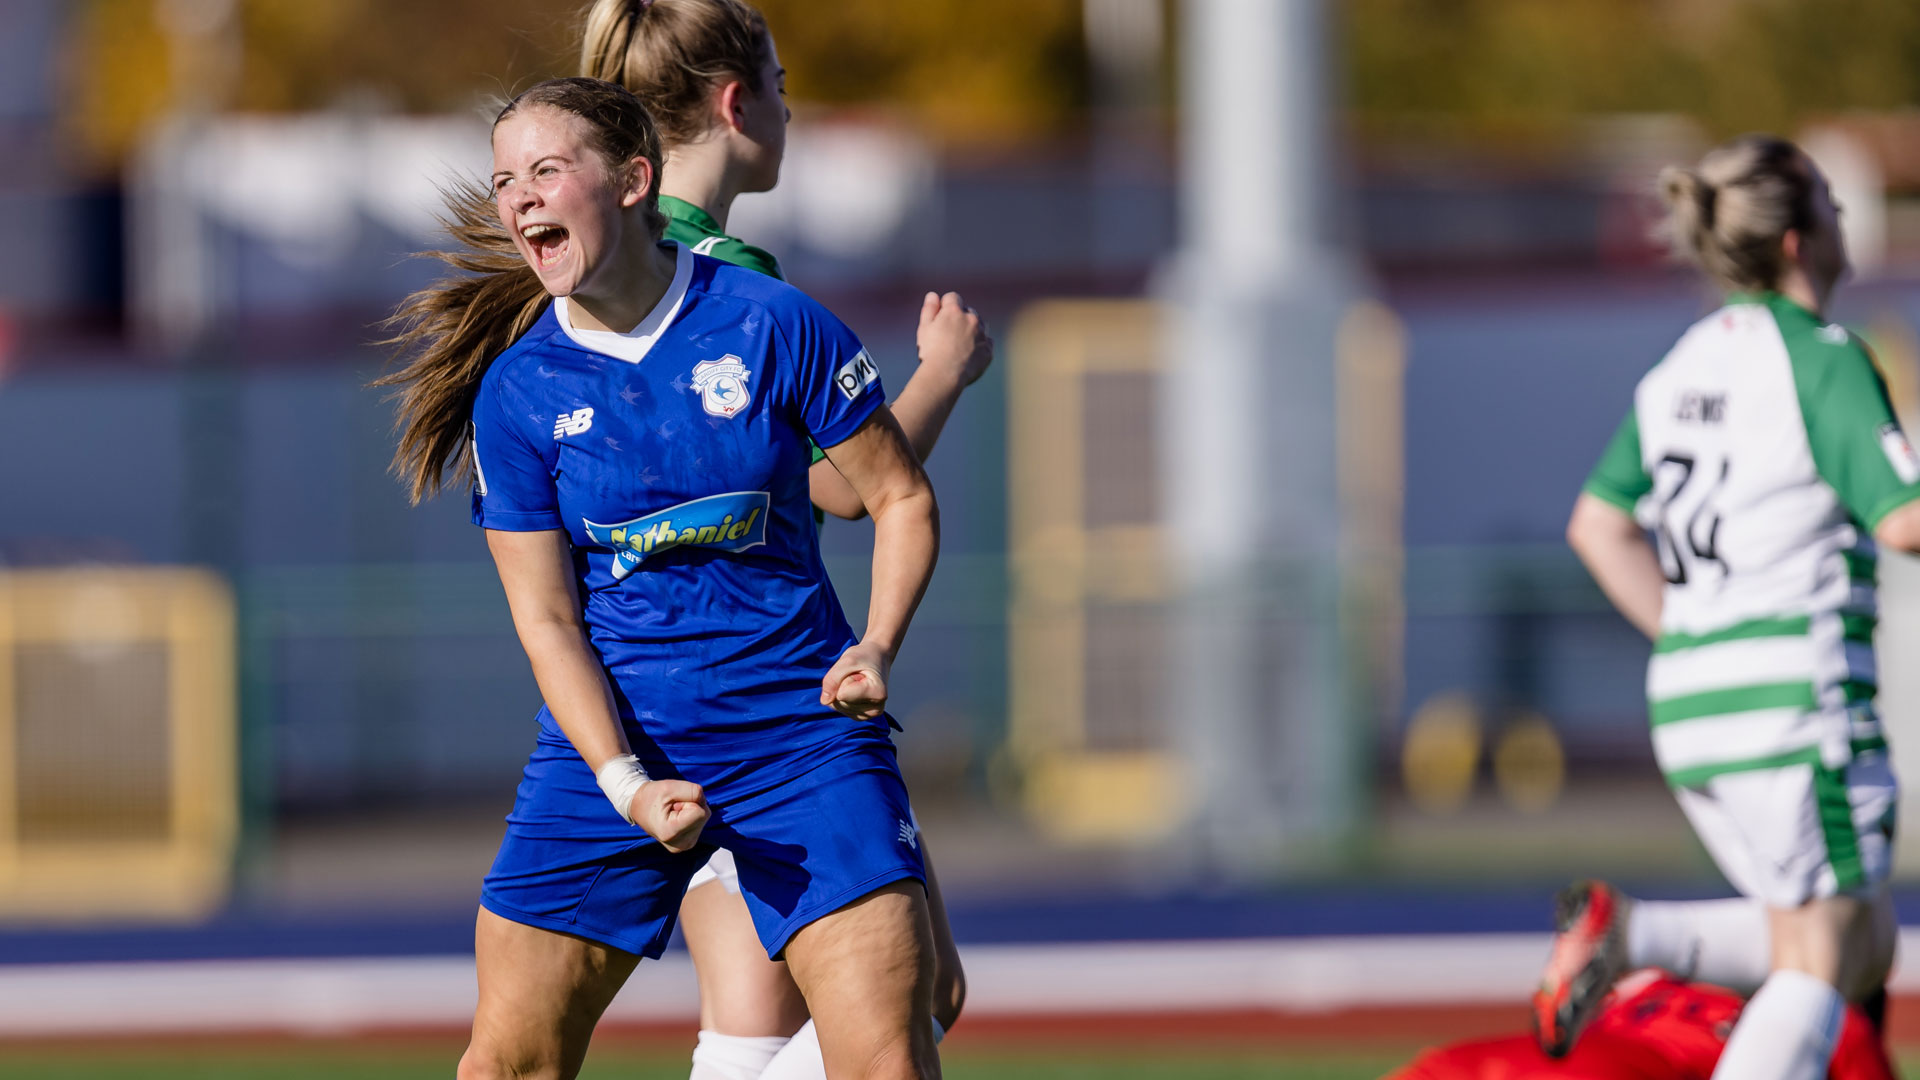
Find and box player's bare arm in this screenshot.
[816,406,940,718]
[1566,493,1663,639]
[485,527,709,851]
[808,291,992,520]
[1872,498,1920,554]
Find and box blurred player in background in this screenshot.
[1542,134,1920,1079]
[1395,971,1895,1080]
[381,77,942,1080]
[572,3,988,1078]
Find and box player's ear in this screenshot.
[716,78,749,135]
[1781,227,1804,266]
[618,156,654,209]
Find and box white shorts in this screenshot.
[1673,748,1898,909]
[686,847,741,895]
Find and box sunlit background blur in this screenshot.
[8,0,1920,1064]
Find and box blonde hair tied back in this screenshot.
[1657,134,1814,295]
[578,0,772,148]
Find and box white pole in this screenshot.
[1161,0,1364,873]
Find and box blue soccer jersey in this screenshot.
[470,242,886,767]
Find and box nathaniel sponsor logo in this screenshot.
[835,349,879,401]
[583,491,771,580]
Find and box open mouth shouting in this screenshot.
[521,222,571,269]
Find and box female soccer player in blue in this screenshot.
[571,3,984,1078]
[381,77,942,1080]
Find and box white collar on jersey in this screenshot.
[551,241,694,365]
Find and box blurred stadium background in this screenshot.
[8,0,1920,1075]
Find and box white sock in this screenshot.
[690,1030,790,1080]
[756,1021,824,1080]
[756,1016,946,1080]
[1627,898,1772,994]
[1710,970,1844,1080]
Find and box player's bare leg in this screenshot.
[1768,887,1895,1001]
[459,906,639,1080]
[682,879,812,1037]
[922,848,967,1031]
[759,845,964,1080]
[1711,887,1893,1080]
[681,876,810,1079]
[783,879,939,1080]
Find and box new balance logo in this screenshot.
[554,407,595,438]
[896,819,918,849]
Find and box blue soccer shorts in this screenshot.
[479,734,926,959]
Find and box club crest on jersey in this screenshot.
[583,491,771,580]
[690,354,752,418]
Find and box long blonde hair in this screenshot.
[580,0,773,147]
[376,77,666,504]
[1657,134,1816,295]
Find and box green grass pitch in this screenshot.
[4,1043,1911,1079]
[0,1046,1409,1080]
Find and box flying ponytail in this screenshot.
[375,77,666,504]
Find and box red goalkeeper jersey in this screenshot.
[1388,974,1894,1080]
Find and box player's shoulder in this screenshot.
[477,304,571,409]
[690,253,844,334]
[1755,293,1877,373]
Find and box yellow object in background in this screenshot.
[1493,712,1566,815]
[0,567,236,921]
[1401,693,1481,815]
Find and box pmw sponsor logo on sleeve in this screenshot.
[1879,423,1920,485]
[835,349,879,401]
[584,491,771,580]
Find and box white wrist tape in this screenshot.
[595,753,650,825]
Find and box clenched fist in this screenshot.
[822,639,892,720]
[917,291,993,389]
[628,778,709,852]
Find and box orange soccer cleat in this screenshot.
[1532,880,1630,1058]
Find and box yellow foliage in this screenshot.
[62,0,1086,168]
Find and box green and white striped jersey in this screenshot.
[1584,292,1920,786]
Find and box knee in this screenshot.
[1843,934,1896,1002]
[459,1042,570,1080]
[456,1047,510,1080]
[858,1037,937,1080]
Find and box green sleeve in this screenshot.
[1792,335,1920,529]
[1583,409,1652,512]
[705,237,786,281]
[808,441,827,528]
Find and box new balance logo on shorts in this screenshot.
[554,407,595,438]
[896,818,917,849]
